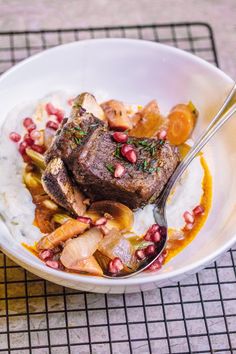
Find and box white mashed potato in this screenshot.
[132,157,204,235]
[0,92,205,245]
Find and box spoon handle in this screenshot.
[160,83,236,204]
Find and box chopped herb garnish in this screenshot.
[74,137,82,145]
[74,126,87,136]
[106,164,115,173]
[137,159,159,174]
[113,144,122,159]
[138,140,150,147]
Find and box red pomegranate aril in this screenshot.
[125,149,137,164]
[193,205,205,216]
[108,257,124,274]
[147,259,162,271]
[31,144,45,154]
[9,132,21,142]
[144,232,151,241]
[144,224,160,241]
[46,120,59,131]
[23,117,34,129]
[135,249,146,260]
[55,109,64,123]
[162,249,168,258]
[152,230,161,243]
[114,163,125,178]
[45,260,59,269]
[149,224,159,233]
[113,132,128,143]
[157,254,165,264]
[159,130,167,140]
[22,153,31,163]
[183,211,195,224]
[121,144,133,157]
[39,249,53,261]
[159,226,167,236]
[45,102,58,115]
[30,129,41,140]
[19,141,28,155]
[94,217,107,226]
[77,216,92,224]
[24,133,34,146]
[145,244,156,256]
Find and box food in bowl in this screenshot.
[2,91,212,277]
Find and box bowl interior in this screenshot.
[0,38,235,291]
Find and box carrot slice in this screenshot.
[167,104,196,145]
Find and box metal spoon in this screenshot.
[105,83,236,279]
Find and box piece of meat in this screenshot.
[70,132,179,209]
[42,157,86,215]
[45,112,105,164]
[44,93,179,210]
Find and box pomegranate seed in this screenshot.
[9,132,21,142]
[113,132,128,143]
[125,149,137,163]
[46,120,59,130]
[77,216,92,224]
[152,230,161,242]
[45,102,58,115]
[183,211,195,224]
[27,123,37,133]
[145,245,156,256]
[135,249,146,260]
[55,109,64,123]
[22,153,31,163]
[193,205,205,216]
[159,130,167,140]
[144,232,151,241]
[23,133,34,146]
[39,249,53,261]
[162,249,168,258]
[108,257,124,274]
[121,144,133,157]
[185,223,194,231]
[30,129,41,140]
[94,217,107,226]
[147,259,162,271]
[19,141,28,155]
[114,163,125,178]
[23,117,34,129]
[149,224,159,233]
[159,226,167,236]
[144,224,160,241]
[31,144,45,154]
[45,103,64,123]
[158,254,165,264]
[45,260,59,269]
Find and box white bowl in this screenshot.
[0,39,235,293]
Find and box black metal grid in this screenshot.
[0,23,235,354]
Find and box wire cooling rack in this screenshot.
[0,23,235,354]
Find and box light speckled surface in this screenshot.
[0,2,236,353]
